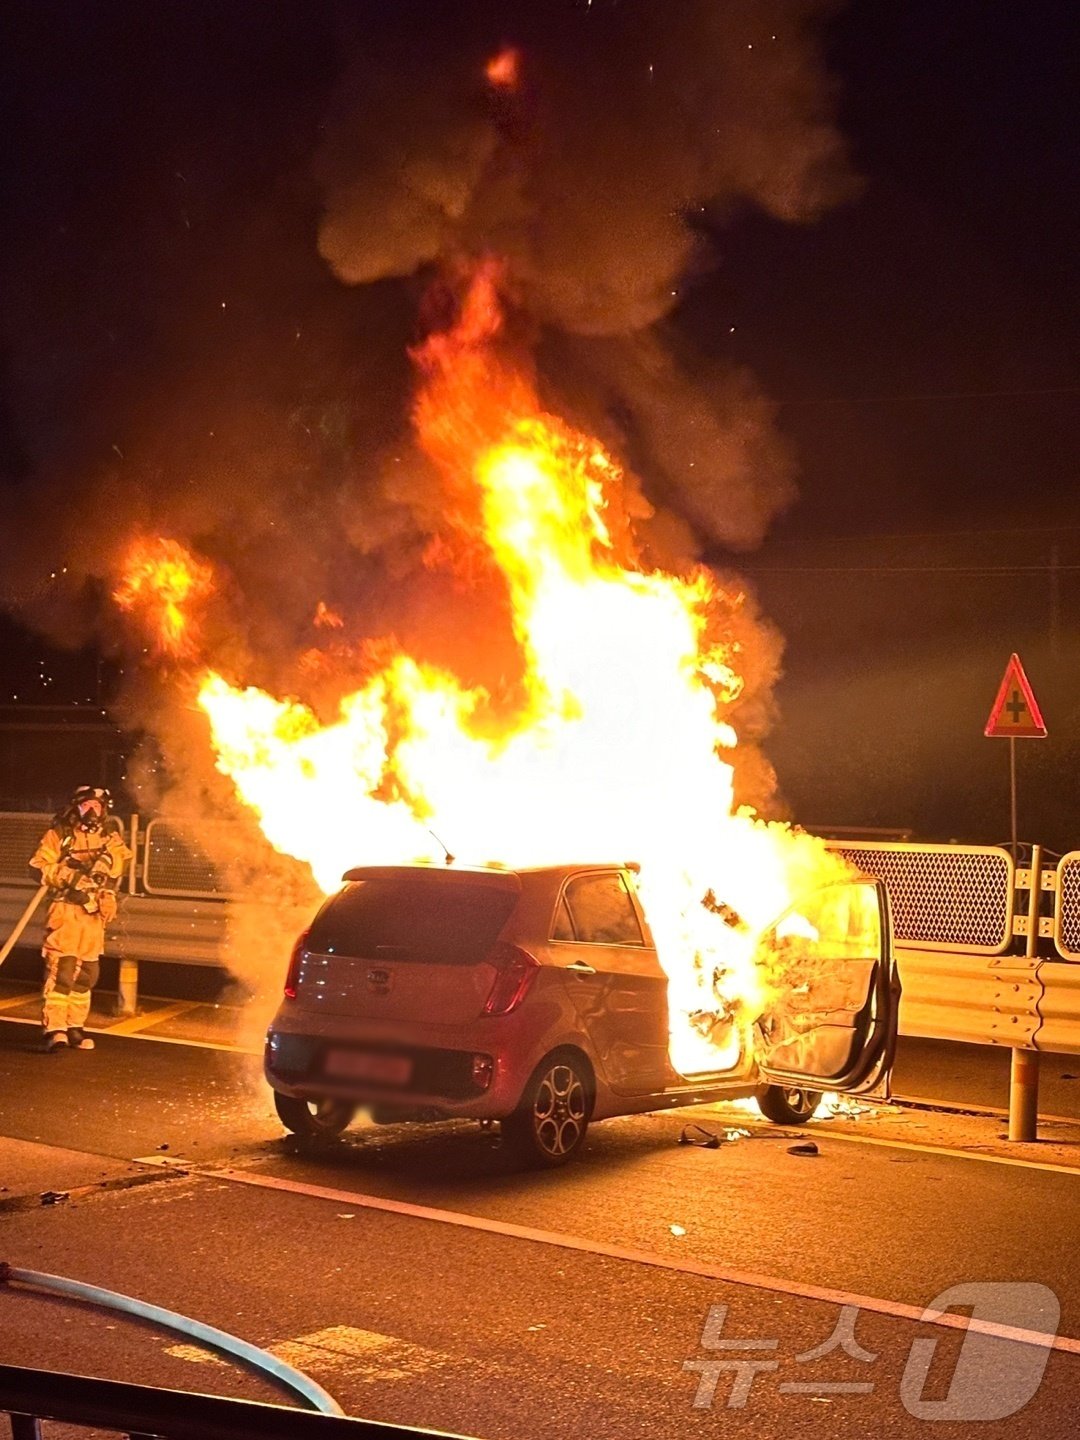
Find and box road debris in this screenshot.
[39,1190,70,1205]
[787,1141,819,1157]
[679,1124,721,1148]
[678,1122,754,1148]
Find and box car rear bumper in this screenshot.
[264,1007,565,1119]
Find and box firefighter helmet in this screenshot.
[62,786,113,832]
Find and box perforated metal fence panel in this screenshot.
[0,811,54,886]
[142,819,239,899]
[1054,852,1080,960]
[826,841,1014,953]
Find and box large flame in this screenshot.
[114,536,214,659]
[120,265,857,1074]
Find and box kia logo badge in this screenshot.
[367,967,391,994]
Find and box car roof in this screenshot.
[340,861,638,885]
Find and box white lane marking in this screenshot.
[894,1091,1080,1129]
[164,1342,228,1366]
[212,1166,1080,1358]
[273,1326,448,1382]
[801,1125,1080,1178]
[165,1325,451,1383]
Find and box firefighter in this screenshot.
[30,787,131,1053]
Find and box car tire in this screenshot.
[273,1091,356,1139]
[756,1084,822,1125]
[503,1052,592,1168]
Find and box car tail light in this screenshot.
[284,929,309,1000]
[482,943,540,1016]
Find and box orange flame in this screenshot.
[313,601,344,630]
[193,266,857,1073]
[114,537,214,659]
[485,45,520,90]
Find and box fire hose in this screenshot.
[0,886,47,969]
[0,1264,345,1416]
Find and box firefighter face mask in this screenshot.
[75,797,105,831]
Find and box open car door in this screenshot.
[755,877,900,1095]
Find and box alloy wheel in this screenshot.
[531,1062,588,1159]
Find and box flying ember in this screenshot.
[485,45,520,90]
[115,264,854,1073]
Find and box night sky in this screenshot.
[1,1,1077,845]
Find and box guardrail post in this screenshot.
[9,1413,42,1438]
[1008,1048,1040,1142]
[115,956,139,1018]
[1008,843,1043,1142]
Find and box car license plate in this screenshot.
[324,1049,413,1085]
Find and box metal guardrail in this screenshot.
[143,817,240,900]
[894,946,1041,1048]
[0,812,246,901]
[1053,851,1080,960]
[0,812,52,886]
[826,840,1045,1054]
[1034,960,1080,1054]
[0,1362,474,1440]
[7,811,1080,1060]
[0,885,231,967]
[827,841,1015,953]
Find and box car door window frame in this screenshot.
[551,869,647,947]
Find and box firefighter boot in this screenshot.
[67,960,98,1049]
[44,1030,69,1053]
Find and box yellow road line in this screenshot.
[0,1011,260,1054]
[98,1000,203,1036]
[0,990,38,1013]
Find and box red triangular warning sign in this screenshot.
[985,653,1047,738]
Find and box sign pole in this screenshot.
[984,654,1047,1144]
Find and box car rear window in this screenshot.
[308,876,519,966]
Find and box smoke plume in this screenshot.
[1,0,856,839]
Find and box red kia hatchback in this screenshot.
[265,863,899,1166]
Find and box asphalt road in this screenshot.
[2,1021,1080,1437]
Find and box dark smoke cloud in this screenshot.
[318,0,855,336]
[539,328,797,551]
[315,0,851,555]
[0,0,856,823]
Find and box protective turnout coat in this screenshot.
[31,819,131,1036]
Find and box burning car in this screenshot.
[265,861,899,1166]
